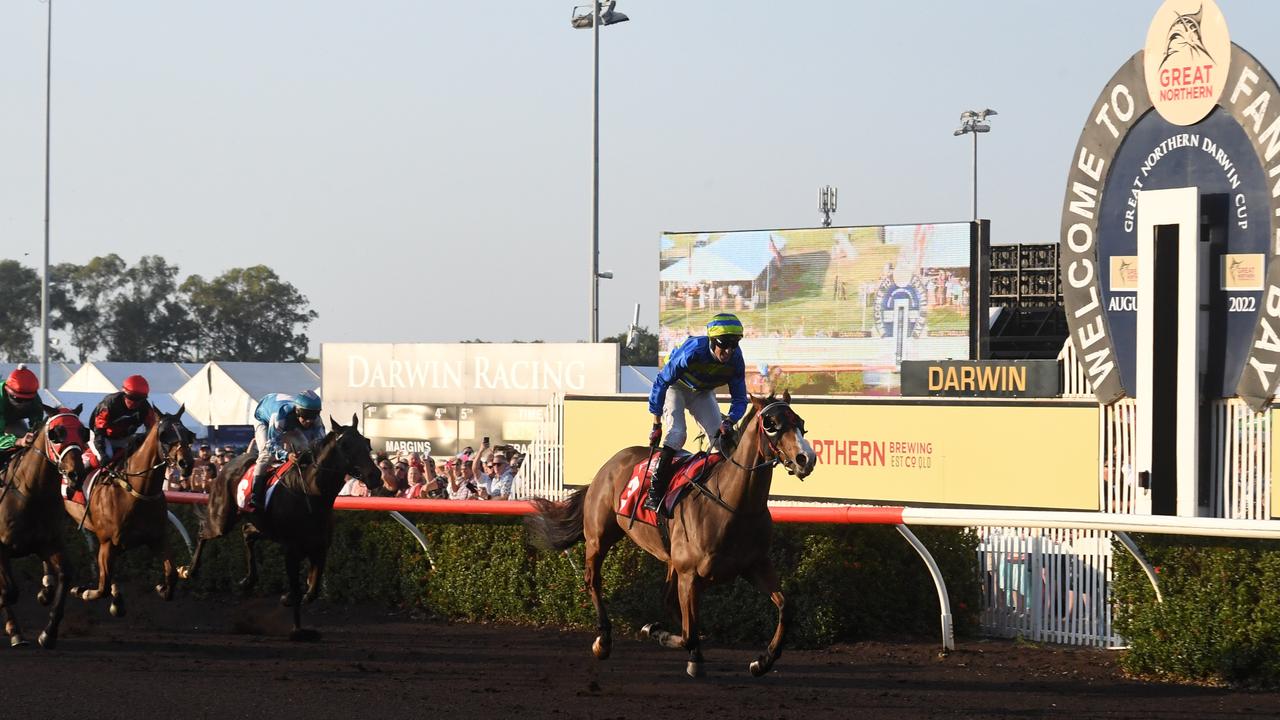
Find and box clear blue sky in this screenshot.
[1,1,1276,354]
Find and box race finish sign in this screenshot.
[1059,0,1280,411]
[901,360,1061,398]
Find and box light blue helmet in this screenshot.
[294,390,322,413]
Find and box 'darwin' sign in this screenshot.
[900,360,1061,398]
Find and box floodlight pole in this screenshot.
[970,130,978,221]
[41,0,54,389]
[590,0,600,343]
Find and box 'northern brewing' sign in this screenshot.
[901,360,1061,398]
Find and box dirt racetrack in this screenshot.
[0,587,1275,720]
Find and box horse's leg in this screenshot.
[284,547,317,641]
[80,539,111,602]
[153,538,176,601]
[107,547,125,618]
[303,548,327,604]
[746,558,789,677]
[238,526,259,592]
[0,548,25,647]
[178,537,205,581]
[584,521,622,660]
[678,571,706,678]
[36,560,53,606]
[37,549,70,649]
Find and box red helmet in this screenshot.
[4,366,39,401]
[122,374,150,398]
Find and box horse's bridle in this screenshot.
[44,412,86,479]
[726,402,804,475]
[104,418,194,500]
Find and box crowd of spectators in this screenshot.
[166,443,246,493]
[162,439,528,501]
[342,439,525,501]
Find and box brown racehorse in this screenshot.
[0,405,87,648]
[61,408,195,617]
[526,392,816,678]
[178,414,380,640]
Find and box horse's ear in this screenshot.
[750,395,765,410]
[350,412,359,429]
[73,403,83,415]
[177,403,186,418]
[330,415,342,431]
[42,403,57,417]
[782,389,791,404]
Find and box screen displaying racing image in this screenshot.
[658,222,978,396]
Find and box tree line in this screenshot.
[0,255,316,363]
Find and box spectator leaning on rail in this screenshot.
[85,374,158,471]
[249,390,325,513]
[0,366,44,474]
[644,312,747,514]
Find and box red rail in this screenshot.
[163,491,907,524]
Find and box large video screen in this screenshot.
[659,223,975,396]
[362,403,546,457]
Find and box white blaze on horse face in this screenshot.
[794,431,815,477]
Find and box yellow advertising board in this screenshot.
[564,396,1100,510]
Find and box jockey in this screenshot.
[0,366,44,470]
[85,374,158,470]
[249,390,325,512]
[644,312,747,513]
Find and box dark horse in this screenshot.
[526,392,816,677]
[0,405,87,648]
[61,408,195,617]
[179,414,380,640]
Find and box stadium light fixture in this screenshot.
[571,1,630,343]
[953,108,997,221]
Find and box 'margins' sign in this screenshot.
[1060,0,1280,410]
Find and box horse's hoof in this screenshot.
[37,631,55,649]
[302,593,317,605]
[41,575,52,589]
[686,661,704,678]
[749,658,768,677]
[289,628,320,642]
[177,566,190,580]
[9,636,27,648]
[36,588,52,606]
[109,603,124,618]
[591,636,611,660]
[639,622,659,641]
[280,594,298,607]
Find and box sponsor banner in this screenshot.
[1110,256,1139,292]
[1223,254,1265,292]
[901,360,1061,398]
[321,343,618,426]
[562,396,1099,510]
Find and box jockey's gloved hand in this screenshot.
[719,420,735,444]
[648,422,662,449]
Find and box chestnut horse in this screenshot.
[178,414,380,640]
[526,392,816,677]
[61,408,195,617]
[0,405,86,648]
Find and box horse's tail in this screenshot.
[524,487,587,552]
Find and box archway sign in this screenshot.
[1060,0,1280,411]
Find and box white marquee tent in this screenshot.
[173,362,321,427]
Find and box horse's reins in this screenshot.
[695,402,800,516]
[97,420,192,503]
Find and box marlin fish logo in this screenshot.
[1160,5,1214,69]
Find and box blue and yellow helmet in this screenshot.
[707,313,744,338]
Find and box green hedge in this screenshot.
[1113,535,1280,686]
[13,508,980,648]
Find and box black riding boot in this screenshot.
[643,446,677,515]
[250,468,270,514]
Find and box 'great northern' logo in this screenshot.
[1143,0,1231,126]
